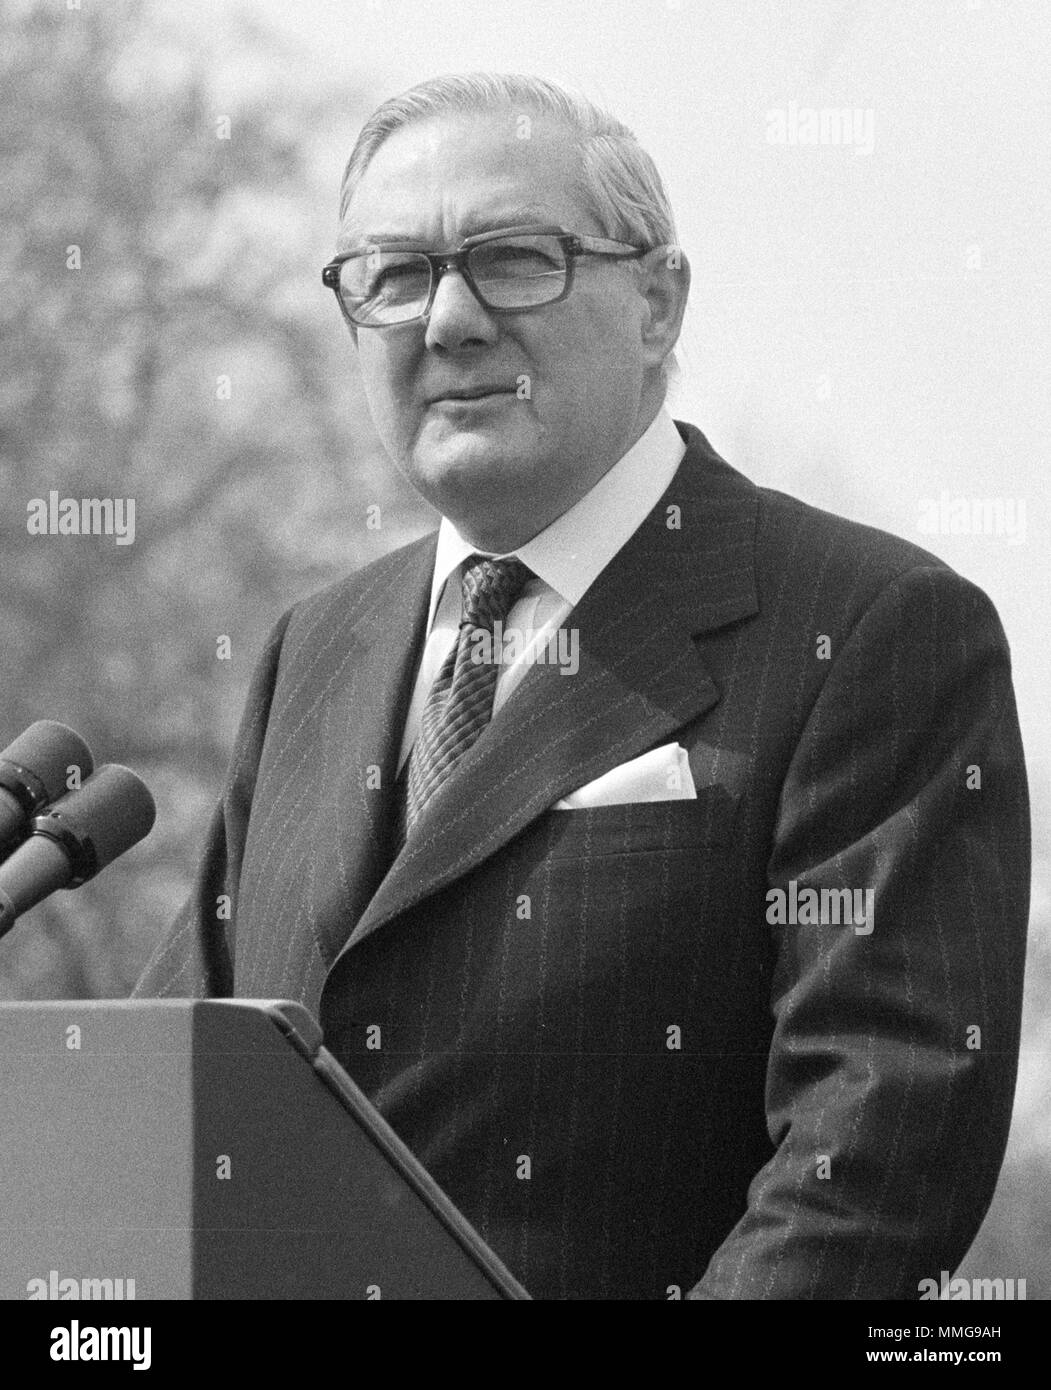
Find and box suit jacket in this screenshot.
[135,421,1030,1300]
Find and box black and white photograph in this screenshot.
[0,0,1046,1350]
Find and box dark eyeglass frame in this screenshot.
[321,222,648,329]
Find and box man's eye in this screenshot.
[473,243,562,278]
[370,262,429,300]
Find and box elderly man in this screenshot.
[136,73,1029,1301]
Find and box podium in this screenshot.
[0,999,529,1299]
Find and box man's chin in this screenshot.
[411,421,529,487]
[405,432,538,527]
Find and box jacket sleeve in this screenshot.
[690,563,1030,1299]
[131,608,293,999]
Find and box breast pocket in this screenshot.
[542,784,738,860]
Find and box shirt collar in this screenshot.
[426,406,686,627]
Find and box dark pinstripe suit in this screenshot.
[135,421,1030,1300]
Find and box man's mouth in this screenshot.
[427,385,515,404]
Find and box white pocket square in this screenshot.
[553,743,697,809]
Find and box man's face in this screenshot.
[338,111,661,549]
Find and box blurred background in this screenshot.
[1,0,1047,1293]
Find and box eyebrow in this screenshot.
[338,208,557,253]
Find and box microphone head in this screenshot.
[31,764,156,883]
[0,720,95,805]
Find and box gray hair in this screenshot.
[338,72,679,253]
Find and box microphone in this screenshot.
[0,721,95,856]
[0,764,156,939]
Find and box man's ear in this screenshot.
[637,244,691,374]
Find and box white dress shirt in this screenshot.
[396,407,687,771]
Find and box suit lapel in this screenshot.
[309,535,435,964]
[337,423,759,957]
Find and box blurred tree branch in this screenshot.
[0,0,428,1000]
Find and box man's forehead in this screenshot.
[337,110,591,250]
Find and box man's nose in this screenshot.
[424,268,499,352]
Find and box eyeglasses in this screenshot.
[321,223,647,329]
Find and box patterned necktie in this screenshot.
[402,554,533,837]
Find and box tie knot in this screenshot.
[460,555,533,631]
